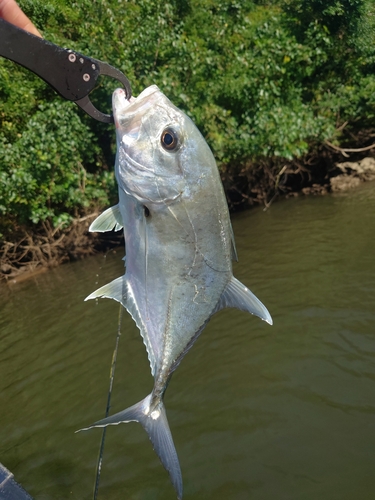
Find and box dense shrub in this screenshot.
[0,0,374,234]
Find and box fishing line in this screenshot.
[93,301,124,500]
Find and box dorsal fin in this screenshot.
[89,205,123,233]
[229,223,238,262]
[215,276,272,324]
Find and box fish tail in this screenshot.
[78,394,183,500]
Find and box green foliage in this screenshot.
[282,0,365,39]
[1,0,375,232]
[0,100,112,226]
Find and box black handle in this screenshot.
[0,18,100,101]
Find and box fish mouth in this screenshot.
[112,85,161,131]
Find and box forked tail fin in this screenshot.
[78,394,183,500]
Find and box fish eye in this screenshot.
[161,128,179,151]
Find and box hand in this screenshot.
[0,0,42,37]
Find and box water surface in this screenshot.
[1,183,375,499]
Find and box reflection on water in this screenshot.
[1,182,375,499]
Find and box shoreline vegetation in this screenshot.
[1,0,375,282]
[2,152,375,283]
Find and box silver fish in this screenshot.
[82,85,272,499]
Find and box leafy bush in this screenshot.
[1,0,375,233]
[0,101,112,226]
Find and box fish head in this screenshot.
[113,85,209,205]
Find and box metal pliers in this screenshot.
[0,19,132,123]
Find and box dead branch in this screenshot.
[0,210,112,282]
[325,140,375,156]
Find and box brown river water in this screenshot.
[1,182,375,500]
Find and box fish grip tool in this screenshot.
[0,19,132,123]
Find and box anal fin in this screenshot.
[84,276,126,307]
[85,277,157,376]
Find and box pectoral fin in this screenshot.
[216,276,273,325]
[89,205,123,232]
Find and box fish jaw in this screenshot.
[112,85,161,137]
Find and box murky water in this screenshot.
[1,182,375,500]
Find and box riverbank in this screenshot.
[222,151,375,210]
[2,152,375,283]
[1,214,124,284]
